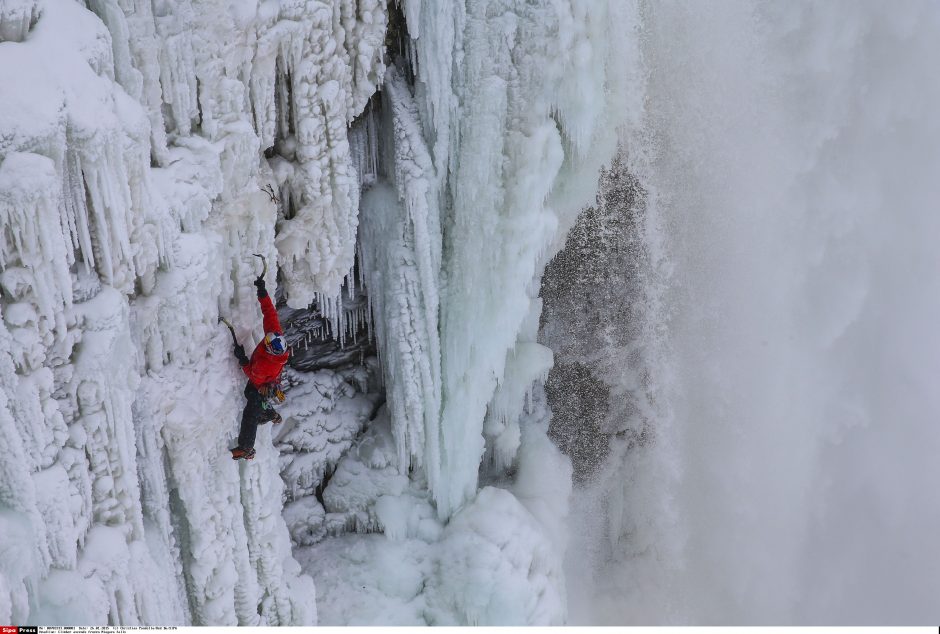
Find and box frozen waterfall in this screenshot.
[0,0,625,625]
[0,0,383,624]
[1,0,939,627]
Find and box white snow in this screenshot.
[321,407,419,534]
[274,366,378,502]
[425,486,565,626]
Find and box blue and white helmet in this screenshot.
[264,332,287,354]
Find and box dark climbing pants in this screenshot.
[237,383,276,450]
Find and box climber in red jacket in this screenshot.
[230,274,289,460]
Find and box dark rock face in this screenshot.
[539,152,653,484]
[278,307,376,372]
[277,285,376,373]
[542,361,611,482]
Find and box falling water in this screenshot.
[565,1,940,624]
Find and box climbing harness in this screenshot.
[259,380,286,406]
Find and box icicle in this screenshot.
[346,266,356,301]
[0,0,40,43]
[0,153,73,340]
[63,149,96,270]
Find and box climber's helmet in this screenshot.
[265,332,287,355]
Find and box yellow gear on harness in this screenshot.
[259,383,286,403]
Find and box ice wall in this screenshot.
[397,0,631,519]
[0,0,385,624]
[565,0,940,624]
[357,66,443,482]
[291,0,634,623]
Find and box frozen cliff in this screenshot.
[0,0,384,624]
[4,0,938,627]
[0,0,627,626]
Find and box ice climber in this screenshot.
[230,273,289,460]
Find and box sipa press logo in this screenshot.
[1,627,17,634]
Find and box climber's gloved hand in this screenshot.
[234,343,249,366]
[254,276,267,299]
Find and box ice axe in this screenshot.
[253,253,267,279]
[219,316,238,345]
[262,184,280,204]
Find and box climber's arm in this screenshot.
[254,278,282,334]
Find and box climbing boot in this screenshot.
[231,446,255,460]
[271,412,283,425]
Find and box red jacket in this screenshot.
[242,294,289,388]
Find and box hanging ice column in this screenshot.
[358,66,443,478]
[397,0,633,517]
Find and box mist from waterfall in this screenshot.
[568,1,940,624]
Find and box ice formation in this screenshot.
[2,0,629,624]
[10,0,930,627]
[357,67,442,481]
[0,0,385,625]
[396,0,632,519]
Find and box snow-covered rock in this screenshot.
[275,365,378,503]
[425,486,566,626]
